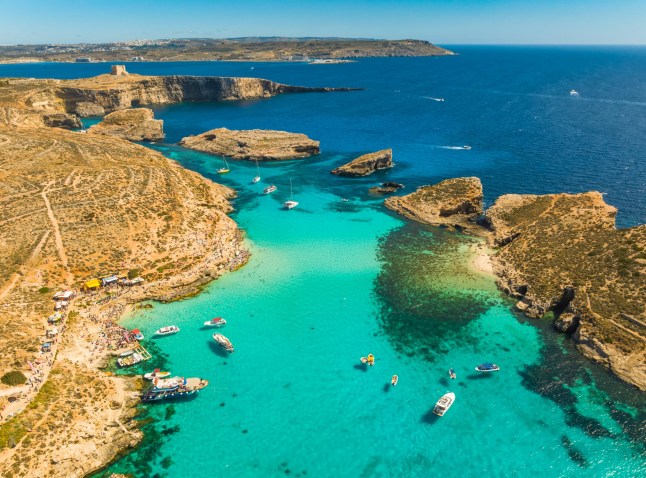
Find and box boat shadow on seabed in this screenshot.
[208,341,231,358]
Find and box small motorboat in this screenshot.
[462,145,472,150]
[144,369,171,380]
[475,363,500,372]
[203,317,226,327]
[449,368,457,380]
[213,333,234,353]
[570,89,580,96]
[360,354,375,366]
[155,325,180,336]
[117,352,144,368]
[119,349,135,358]
[263,185,277,195]
[391,375,399,386]
[131,328,144,340]
[432,392,455,417]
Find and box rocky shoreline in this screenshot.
[386,178,646,390]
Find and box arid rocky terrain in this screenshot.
[88,107,164,141]
[331,148,393,177]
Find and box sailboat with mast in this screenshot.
[283,178,298,209]
[251,159,260,183]
[217,157,230,174]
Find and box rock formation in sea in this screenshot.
[88,107,164,141]
[384,177,483,229]
[331,148,393,177]
[369,182,405,194]
[179,128,320,160]
[386,179,646,390]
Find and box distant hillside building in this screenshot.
[111,65,128,76]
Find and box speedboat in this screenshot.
[432,392,455,417]
[155,325,180,336]
[391,375,399,386]
[131,329,144,340]
[449,368,457,380]
[203,317,226,327]
[570,89,580,96]
[263,185,277,194]
[144,369,171,380]
[475,363,500,372]
[462,145,472,150]
[213,333,234,353]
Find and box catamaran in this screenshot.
[217,158,230,174]
[251,159,260,183]
[283,178,299,209]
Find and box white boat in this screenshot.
[152,376,186,391]
[263,185,277,195]
[475,363,500,372]
[213,333,234,353]
[119,349,135,358]
[155,325,180,336]
[251,159,260,184]
[144,369,171,380]
[217,158,230,174]
[283,178,298,209]
[203,317,226,327]
[432,392,455,417]
[462,145,472,150]
[117,352,144,368]
[570,89,580,96]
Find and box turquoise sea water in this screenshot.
[2,47,644,477]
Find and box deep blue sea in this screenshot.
[2,46,645,477]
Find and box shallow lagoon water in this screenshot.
[2,48,644,477]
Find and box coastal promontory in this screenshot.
[385,178,646,390]
[384,177,484,229]
[88,107,164,141]
[179,128,320,160]
[331,148,393,177]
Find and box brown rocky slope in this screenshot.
[179,128,320,160]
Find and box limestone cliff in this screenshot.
[485,192,646,390]
[385,177,483,229]
[88,107,164,141]
[179,128,320,160]
[331,149,393,177]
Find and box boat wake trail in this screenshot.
[422,96,445,102]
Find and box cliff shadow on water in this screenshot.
[374,221,499,362]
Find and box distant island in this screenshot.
[0,37,454,63]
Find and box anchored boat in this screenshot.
[118,352,144,368]
[144,369,171,380]
[213,333,234,353]
[283,178,299,209]
[391,375,398,386]
[475,363,500,373]
[141,377,209,402]
[155,325,180,336]
[203,317,226,327]
[263,185,277,195]
[360,354,375,366]
[432,392,455,417]
[449,368,457,380]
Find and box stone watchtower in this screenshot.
[110,65,128,76]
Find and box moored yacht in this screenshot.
[432,392,455,417]
[475,363,500,372]
[155,325,180,336]
[283,178,298,209]
[203,317,226,327]
[213,333,234,353]
[263,185,277,194]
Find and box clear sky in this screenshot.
[1,0,645,45]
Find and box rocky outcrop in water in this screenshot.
[88,107,164,141]
[331,149,393,177]
[385,177,483,229]
[369,182,405,194]
[179,128,320,160]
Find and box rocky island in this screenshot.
[179,128,320,160]
[386,179,646,390]
[88,107,164,141]
[385,177,484,230]
[331,148,393,177]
